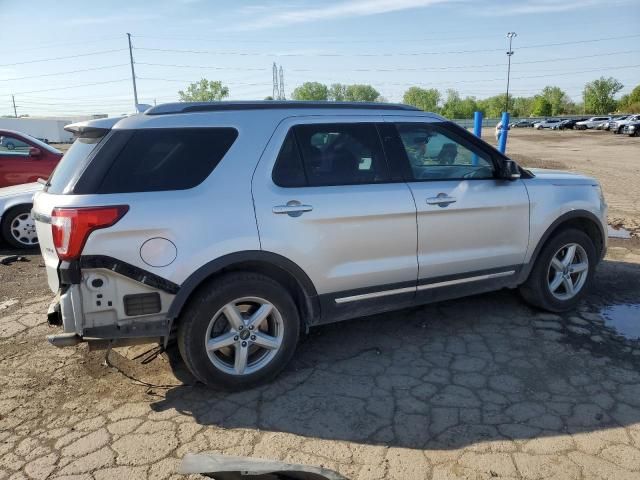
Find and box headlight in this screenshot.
[629,125,636,132]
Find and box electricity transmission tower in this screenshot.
[272,62,286,100]
[279,66,285,100]
[272,63,279,100]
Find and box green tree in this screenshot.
[477,94,507,118]
[540,86,570,116]
[402,87,440,112]
[531,95,552,116]
[328,83,380,102]
[344,84,380,102]
[617,84,640,113]
[630,84,640,104]
[291,82,329,101]
[178,79,229,102]
[511,96,534,117]
[583,77,623,114]
[440,89,477,118]
[329,83,348,101]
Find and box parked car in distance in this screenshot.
[0,182,42,249]
[509,120,534,128]
[623,121,640,137]
[34,102,608,389]
[0,130,63,188]
[534,119,563,129]
[611,114,640,134]
[602,115,628,131]
[575,116,611,130]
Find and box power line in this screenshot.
[132,50,639,76]
[136,62,267,71]
[130,31,640,46]
[518,34,640,50]
[6,36,122,55]
[0,64,129,82]
[0,49,127,67]
[137,76,271,86]
[12,79,130,95]
[133,34,640,58]
[286,64,640,86]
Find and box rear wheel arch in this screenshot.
[169,251,320,329]
[523,210,605,280]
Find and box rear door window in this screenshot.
[290,123,390,186]
[96,128,238,193]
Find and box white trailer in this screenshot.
[0,115,107,143]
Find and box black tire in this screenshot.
[177,272,300,390]
[1,204,39,249]
[519,229,597,312]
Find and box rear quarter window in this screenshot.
[46,134,105,194]
[96,128,238,194]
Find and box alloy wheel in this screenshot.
[205,296,284,376]
[547,243,589,301]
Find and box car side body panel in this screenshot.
[251,115,419,296]
[521,168,607,278]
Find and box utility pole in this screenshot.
[12,95,17,118]
[127,33,139,111]
[504,32,517,113]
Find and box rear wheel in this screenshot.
[519,229,596,312]
[1,205,39,249]
[178,272,300,389]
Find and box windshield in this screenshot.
[45,133,106,194]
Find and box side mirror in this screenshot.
[501,159,521,180]
[28,147,41,157]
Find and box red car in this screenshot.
[0,130,63,188]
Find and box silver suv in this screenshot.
[33,102,607,389]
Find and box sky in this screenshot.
[0,0,639,117]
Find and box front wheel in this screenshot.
[177,272,300,390]
[519,229,597,312]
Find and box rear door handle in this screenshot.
[426,194,457,207]
[273,201,313,217]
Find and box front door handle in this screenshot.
[426,193,457,207]
[273,201,313,217]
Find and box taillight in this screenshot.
[51,206,129,261]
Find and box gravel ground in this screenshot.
[1,130,639,479]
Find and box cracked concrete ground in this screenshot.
[1,238,639,480]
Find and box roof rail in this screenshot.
[145,100,421,115]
